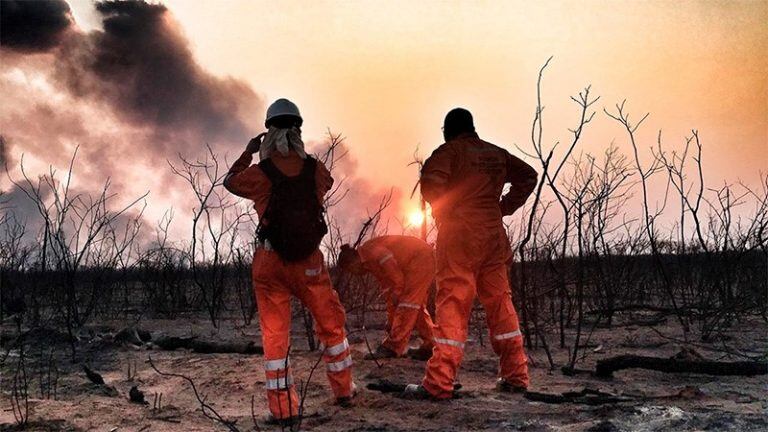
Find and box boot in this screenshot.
[263,413,299,427]
[334,382,358,408]
[406,345,433,361]
[495,378,527,394]
[399,383,436,400]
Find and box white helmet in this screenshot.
[265,98,303,127]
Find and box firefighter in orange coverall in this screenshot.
[224,99,354,424]
[338,236,436,360]
[403,108,538,399]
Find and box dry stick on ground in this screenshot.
[524,388,633,405]
[284,345,295,432]
[147,355,240,432]
[296,348,327,432]
[152,336,263,354]
[153,392,164,411]
[358,275,384,369]
[11,341,29,427]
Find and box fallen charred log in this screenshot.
[524,388,632,405]
[152,336,263,355]
[114,327,152,345]
[366,379,463,394]
[366,379,406,393]
[595,354,768,378]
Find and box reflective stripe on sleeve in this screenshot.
[264,358,290,371]
[493,330,522,341]
[326,355,353,372]
[433,337,465,349]
[378,253,394,265]
[324,338,349,356]
[265,375,294,390]
[305,267,322,277]
[397,302,421,309]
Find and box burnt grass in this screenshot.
[1,310,766,431]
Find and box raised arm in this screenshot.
[223,134,267,200]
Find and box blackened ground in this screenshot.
[1,311,766,431]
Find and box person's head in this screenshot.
[337,244,365,274]
[442,107,475,141]
[265,98,303,129]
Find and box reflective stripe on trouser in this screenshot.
[322,338,354,396]
[381,253,436,355]
[253,248,354,418]
[422,222,529,399]
[263,358,297,418]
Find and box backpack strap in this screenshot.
[300,157,317,183]
[259,157,316,183]
[258,158,287,185]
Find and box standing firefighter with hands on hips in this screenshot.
[224,99,355,424]
[404,108,538,400]
[338,236,436,361]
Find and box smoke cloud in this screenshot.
[55,1,259,150]
[0,0,263,236]
[0,0,73,53]
[307,139,407,243]
[1,0,404,245]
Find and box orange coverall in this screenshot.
[358,235,436,355]
[224,150,354,419]
[419,132,537,398]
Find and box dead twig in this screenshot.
[148,355,240,432]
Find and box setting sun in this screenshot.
[407,210,425,227]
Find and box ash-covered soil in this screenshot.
[1,312,766,431]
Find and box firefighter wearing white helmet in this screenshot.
[224,98,355,424]
[265,98,303,127]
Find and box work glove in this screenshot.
[246,132,267,154]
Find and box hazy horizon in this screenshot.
[2,0,766,243]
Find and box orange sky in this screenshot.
[54,0,768,217]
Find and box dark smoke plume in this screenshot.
[0,0,263,240]
[1,1,400,243]
[0,0,73,53]
[55,1,259,148]
[1,0,262,193]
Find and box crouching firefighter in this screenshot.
[338,236,436,361]
[224,99,355,423]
